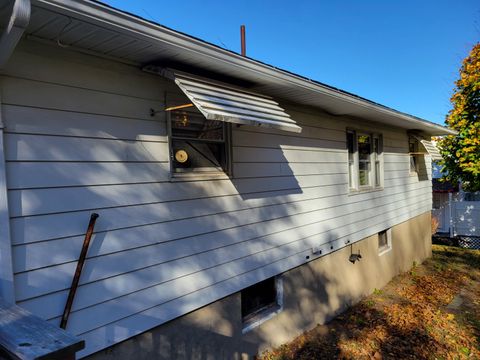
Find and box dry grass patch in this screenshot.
[259,245,480,360]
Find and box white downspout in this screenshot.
[0,0,31,69]
[0,0,30,303]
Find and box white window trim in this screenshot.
[167,110,233,181]
[242,277,283,334]
[347,129,383,192]
[378,228,392,256]
[408,136,422,176]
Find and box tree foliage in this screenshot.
[438,43,480,192]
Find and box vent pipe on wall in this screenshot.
[240,25,246,56]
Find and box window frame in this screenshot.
[167,109,232,180]
[378,228,392,255]
[408,136,421,176]
[347,129,383,192]
[241,276,283,333]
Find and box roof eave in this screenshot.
[32,0,456,136]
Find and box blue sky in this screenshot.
[103,0,479,125]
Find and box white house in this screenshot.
[0,1,455,359]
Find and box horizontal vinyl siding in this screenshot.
[4,42,432,357]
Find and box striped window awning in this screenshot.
[145,67,301,133]
[420,140,442,160]
[411,134,442,160]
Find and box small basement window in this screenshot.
[241,277,283,333]
[378,228,392,255]
[168,109,230,178]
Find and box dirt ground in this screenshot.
[259,245,480,360]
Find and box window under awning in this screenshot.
[144,67,301,133]
[410,134,442,160]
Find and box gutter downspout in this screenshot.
[0,0,31,69]
[0,0,30,304]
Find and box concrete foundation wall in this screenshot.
[87,211,431,360]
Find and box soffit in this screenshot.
[25,1,455,136]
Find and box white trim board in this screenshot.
[0,94,15,303]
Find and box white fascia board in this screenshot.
[33,0,456,136]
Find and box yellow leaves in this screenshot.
[441,42,480,192]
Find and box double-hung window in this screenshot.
[168,109,230,177]
[347,130,383,191]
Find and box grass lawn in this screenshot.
[259,245,480,360]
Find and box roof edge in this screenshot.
[32,0,456,136]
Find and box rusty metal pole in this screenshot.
[240,25,246,56]
[60,213,99,329]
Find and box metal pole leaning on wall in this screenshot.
[60,213,99,329]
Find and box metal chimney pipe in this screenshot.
[240,25,246,56]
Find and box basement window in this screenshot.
[378,228,392,255]
[241,277,283,333]
[168,109,231,178]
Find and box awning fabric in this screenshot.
[152,68,301,133]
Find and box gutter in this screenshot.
[0,0,31,69]
[34,0,455,135]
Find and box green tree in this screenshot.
[438,43,480,192]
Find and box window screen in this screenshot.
[170,110,229,174]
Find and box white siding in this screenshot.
[3,41,432,357]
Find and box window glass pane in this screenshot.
[358,135,371,161]
[358,135,371,186]
[359,161,370,186]
[172,111,224,141]
[410,155,417,173]
[172,140,226,172]
[378,230,388,249]
[170,110,228,174]
[409,139,417,153]
[241,277,277,320]
[347,132,354,160]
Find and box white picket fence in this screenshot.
[452,201,480,237]
[432,192,480,240]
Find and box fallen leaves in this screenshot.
[259,245,480,360]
